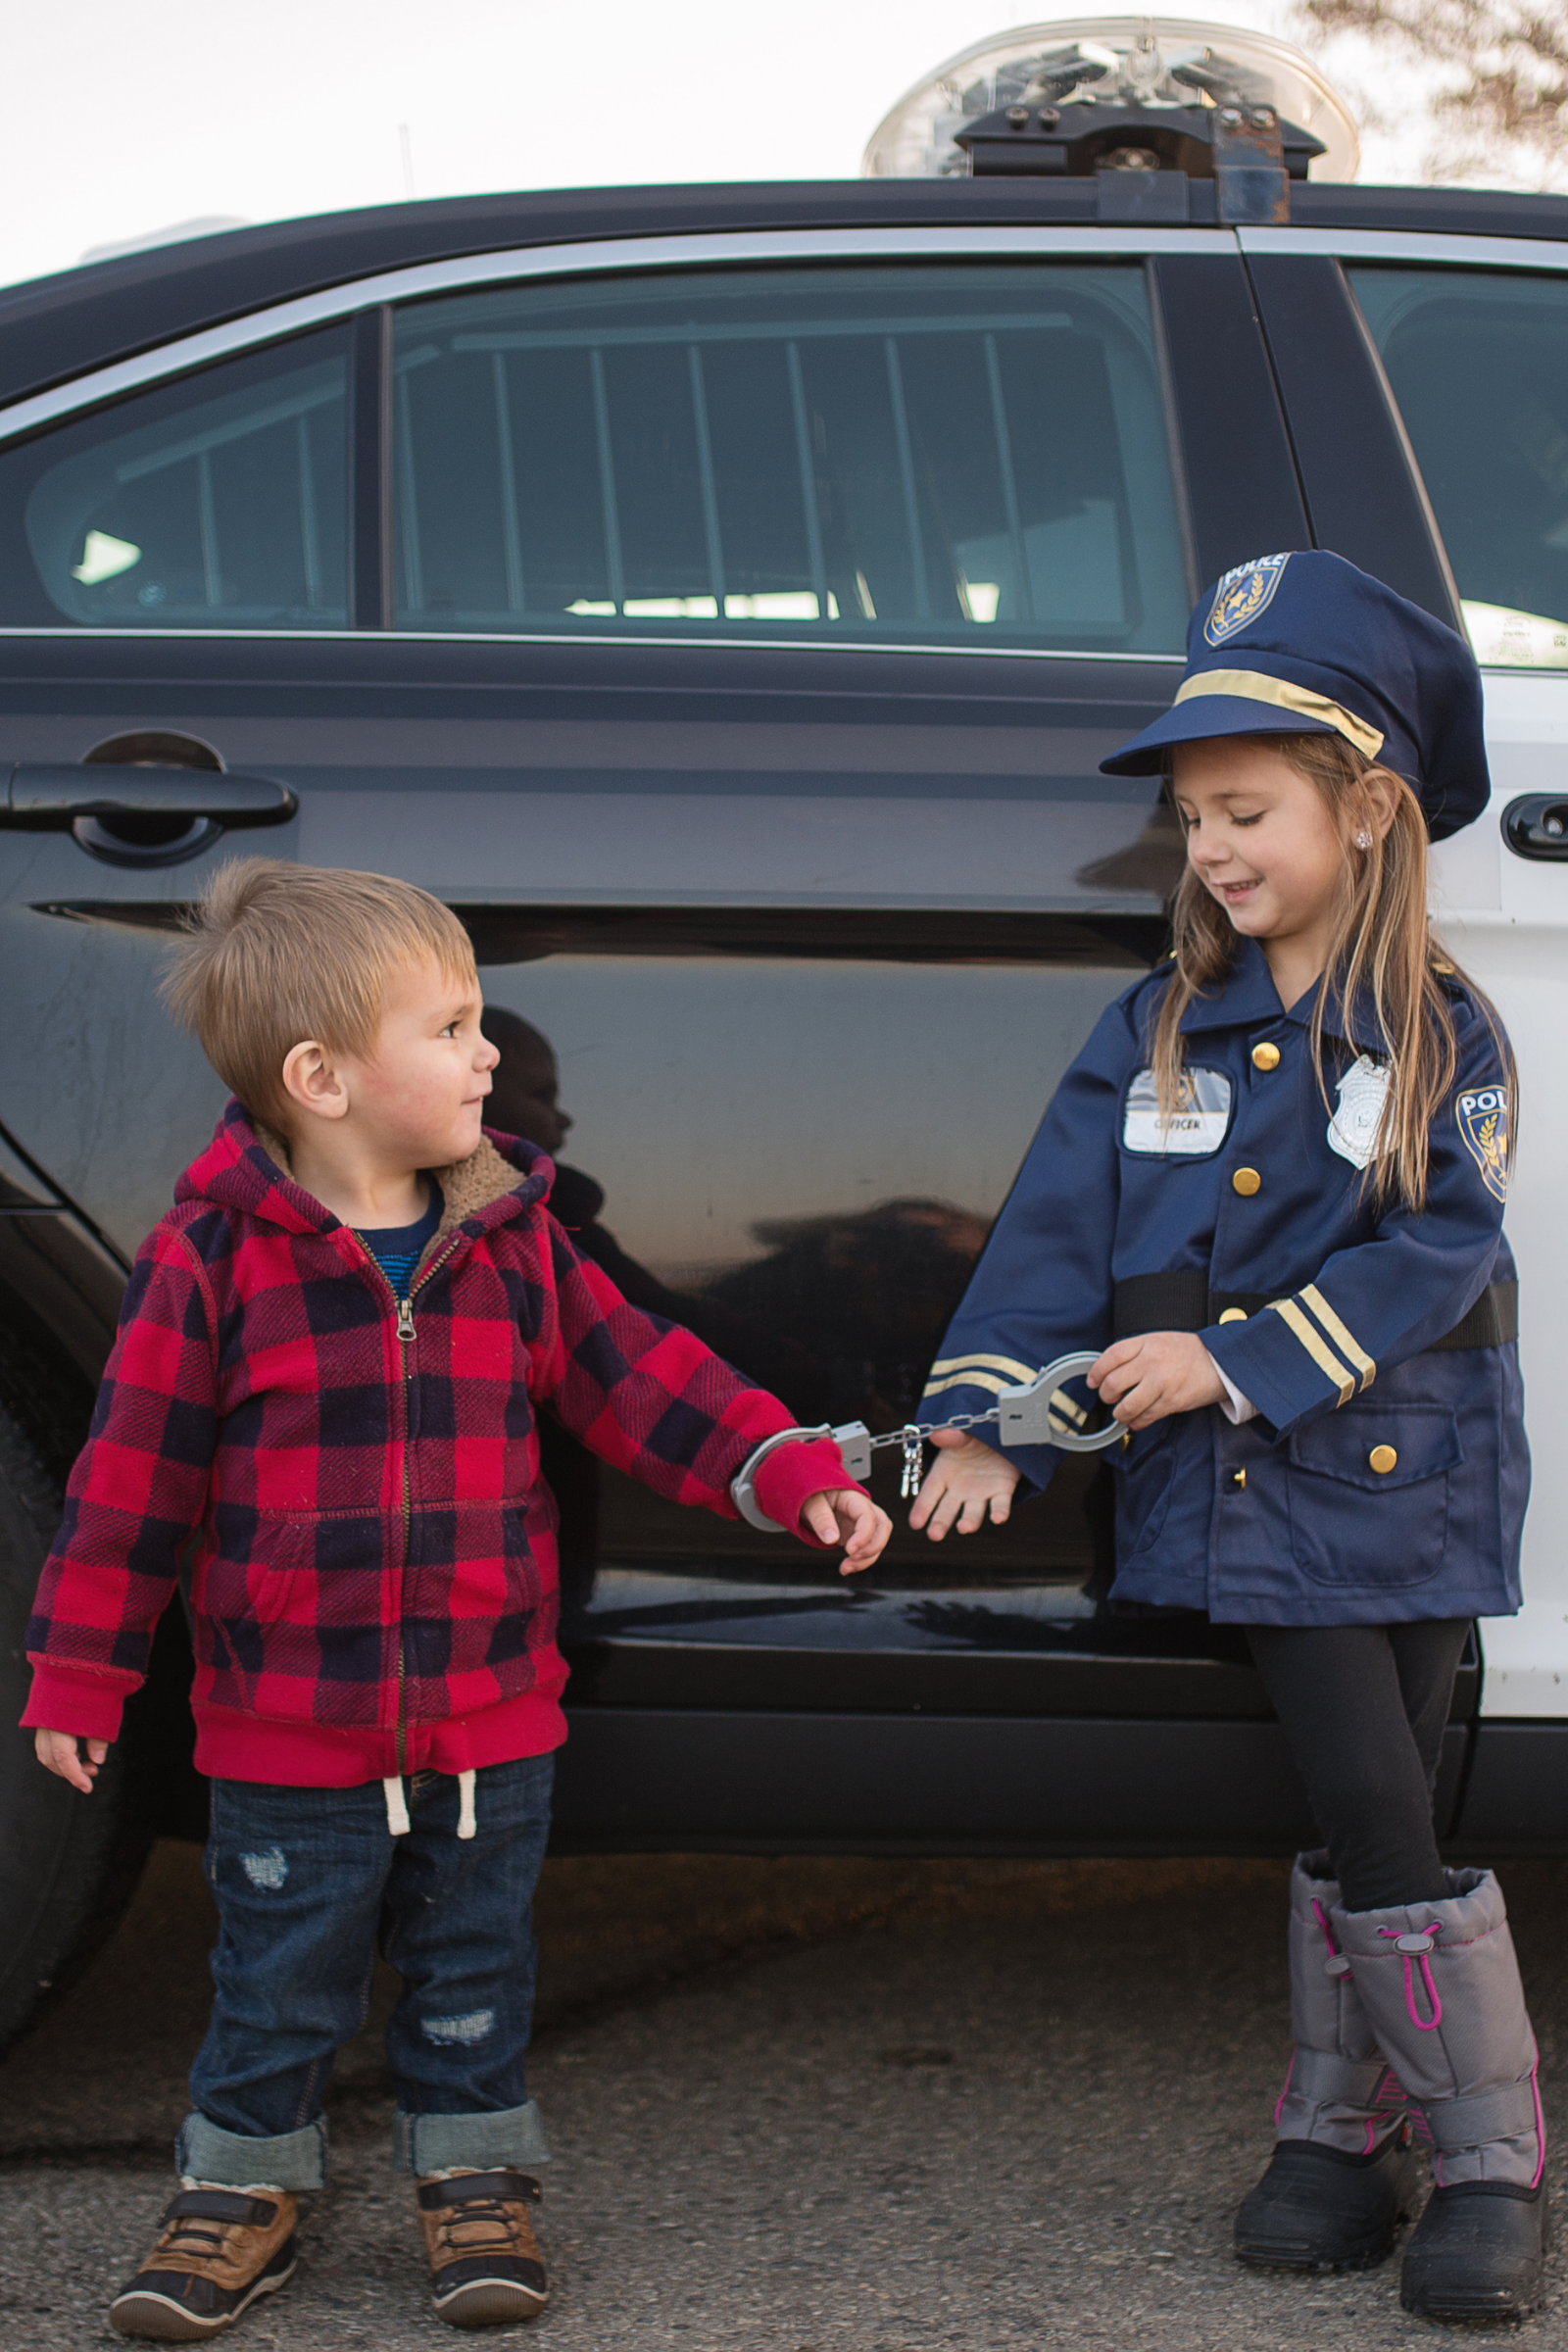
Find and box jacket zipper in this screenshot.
[386,1238,465,1778]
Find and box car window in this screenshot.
[2,328,351,628]
[390,265,1190,653]
[1349,267,1568,667]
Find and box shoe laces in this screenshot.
[152,2214,243,2268]
[434,2188,528,2257]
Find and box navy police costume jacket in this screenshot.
[923,551,1527,1628]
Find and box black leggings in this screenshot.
[1245,1621,1471,1912]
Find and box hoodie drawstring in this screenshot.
[384,1770,477,1838]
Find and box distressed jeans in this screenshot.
[179,1753,555,2189]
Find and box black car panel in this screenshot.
[1149,254,1309,583]
[1244,255,1461,624]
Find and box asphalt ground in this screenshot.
[1,1842,1565,2349]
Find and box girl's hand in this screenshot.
[909,1427,1022,1540]
[34,1729,108,1794]
[802,1489,893,1575]
[1089,1331,1225,1430]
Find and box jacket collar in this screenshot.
[1175,937,1387,1051]
[177,1100,554,1244]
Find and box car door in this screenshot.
[1238,224,1568,1840]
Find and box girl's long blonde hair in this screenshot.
[1149,731,1510,1214]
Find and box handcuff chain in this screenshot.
[861,1407,1000,1453]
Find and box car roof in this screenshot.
[3,176,1567,413]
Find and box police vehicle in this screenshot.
[1,15,1566,2043]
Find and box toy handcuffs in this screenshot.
[729,1350,1124,1533]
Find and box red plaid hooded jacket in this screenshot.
[24,1103,853,1785]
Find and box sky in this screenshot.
[3,0,1445,295]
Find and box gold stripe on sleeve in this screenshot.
[920,1368,1018,1400]
[1300,1284,1376,1393]
[927,1352,1041,1384]
[1267,1298,1355,1407]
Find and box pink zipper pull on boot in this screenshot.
[1235,1851,1417,2272]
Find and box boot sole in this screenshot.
[109,2258,295,2341]
[1236,2228,1398,2274]
[1402,2283,1545,2320]
[432,2274,549,2328]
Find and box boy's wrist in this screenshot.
[750,1436,869,1544]
[21,1661,129,1743]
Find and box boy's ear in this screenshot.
[281,1039,350,1124]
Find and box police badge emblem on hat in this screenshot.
[1457,1084,1510,1201]
[1203,552,1292,648]
[1327,1054,1391,1169]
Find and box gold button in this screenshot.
[1251,1042,1281,1072]
[1231,1466,1247,1489]
[1369,1445,1398,1474]
[1218,1307,1248,1324]
[1233,1167,1261,1196]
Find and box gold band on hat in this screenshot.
[1173,670,1386,762]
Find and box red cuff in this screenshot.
[22,1663,132,1742]
[751,1436,868,1547]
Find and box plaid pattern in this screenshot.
[27,1102,839,1750]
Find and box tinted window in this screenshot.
[1,329,350,627]
[1350,267,1568,666]
[392,266,1190,652]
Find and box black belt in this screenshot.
[1111,1272,1517,1352]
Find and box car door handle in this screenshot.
[0,764,298,827]
[1501,793,1568,860]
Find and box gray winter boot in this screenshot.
[1235,1852,1416,2273]
[1333,1867,1548,2320]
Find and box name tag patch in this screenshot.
[1327,1055,1392,1170]
[1122,1066,1233,1157]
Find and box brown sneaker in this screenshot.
[109,2185,298,2340]
[416,2168,549,2328]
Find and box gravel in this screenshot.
[1,1841,1563,2347]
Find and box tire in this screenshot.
[0,1356,155,2049]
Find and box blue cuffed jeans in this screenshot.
[179,1752,555,2188]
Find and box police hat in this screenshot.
[1100,551,1490,840]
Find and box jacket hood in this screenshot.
[175,1100,554,1241]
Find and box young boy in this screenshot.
[24,860,888,2340]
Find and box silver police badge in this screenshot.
[1457,1085,1510,1201]
[1203,553,1292,648]
[1327,1054,1391,1170]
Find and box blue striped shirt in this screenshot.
[356,1183,443,1300]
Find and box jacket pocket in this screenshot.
[404,1498,547,1699]
[1287,1405,1463,1588]
[195,1513,392,1722]
[1117,1425,1180,1559]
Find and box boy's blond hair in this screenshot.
[162,859,477,1128]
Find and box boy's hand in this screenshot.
[34,1729,109,1794]
[1089,1330,1225,1430]
[801,1489,892,1575]
[910,1428,1022,1540]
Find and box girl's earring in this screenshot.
[1355,829,1373,850]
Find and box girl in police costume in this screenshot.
[912,550,1542,2321]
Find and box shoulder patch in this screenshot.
[1457,1085,1510,1201]
[1204,553,1291,648]
[1122,1065,1233,1157]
